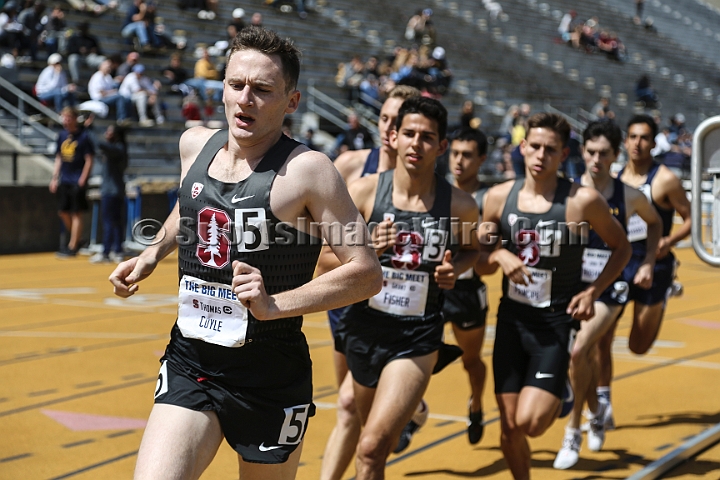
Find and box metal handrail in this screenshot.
[306,80,380,145]
[544,103,587,132]
[0,74,61,143]
[691,115,720,267]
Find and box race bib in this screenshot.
[368,267,429,316]
[508,267,552,308]
[626,213,647,242]
[582,248,611,283]
[177,275,248,347]
[478,283,488,310]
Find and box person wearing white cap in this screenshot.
[35,53,77,112]
[119,63,164,126]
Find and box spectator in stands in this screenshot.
[35,53,76,112]
[668,113,686,143]
[634,0,645,25]
[114,50,139,84]
[0,1,24,58]
[161,52,189,93]
[66,21,105,85]
[41,4,66,54]
[302,128,320,151]
[227,8,245,39]
[88,59,131,125]
[499,104,519,142]
[591,96,615,119]
[250,11,263,27]
[90,124,127,264]
[119,63,164,127]
[596,29,626,61]
[50,106,94,257]
[635,74,659,108]
[336,55,365,102]
[184,46,224,119]
[17,0,45,61]
[333,111,374,157]
[152,15,183,50]
[405,8,434,45]
[121,0,157,51]
[557,9,577,43]
[196,0,218,20]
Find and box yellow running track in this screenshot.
[1,247,719,479]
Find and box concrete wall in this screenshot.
[0,186,174,255]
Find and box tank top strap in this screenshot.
[186,129,227,180]
[429,173,452,219]
[361,148,380,177]
[645,161,661,184]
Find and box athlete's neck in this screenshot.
[378,147,397,172]
[581,172,613,198]
[522,172,558,198]
[393,165,437,199]
[227,130,284,167]
[454,175,481,195]
[625,156,653,176]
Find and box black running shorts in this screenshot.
[334,307,461,388]
[153,357,315,464]
[492,299,579,398]
[443,281,488,331]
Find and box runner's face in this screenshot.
[391,113,447,173]
[520,127,568,179]
[449,139,484,184]
[625,123,655,163]
[378,97,404,153]
[583,136,616,180]
[223,49,299,144]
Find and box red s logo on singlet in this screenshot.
[196,207,231,268]
[515,229,540,266]
[391,231,423,270]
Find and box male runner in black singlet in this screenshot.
[479,113,631,480]
[333,97,481,479]
[595,114,691,438]
[319,86,423,480]
[445,127,492,444]
[109,26,382,480]
[553,120,661,469]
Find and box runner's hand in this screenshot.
[434,250,456,290]
[371,219,396,255]
[109,256,157,297]
[232,260,276,320]
[567,289,594,320]
[494,250,532,285]
[633,263,654,290]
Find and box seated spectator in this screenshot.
[0,2,24,57]
[591,96,615,119]
[557,10,577,43]
[183,46,224,119]
[250,12,263,27]
[161,52,189,93]
[41,4,67,54]
[66,21,105,85]
[121,0,158,51]
[635,74,659,108]
[114,50,139,84]
[17,0,45,61]
[227,8,245,40]
[35,53,76,112]
[669,113,686,143]
[596,30,626,61]
[333,111,374,157]
[88,59,131,124]
[118,64,164,127]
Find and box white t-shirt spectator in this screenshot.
[88,70,117,100]
[119,72,157,97]
[35,65,69,96]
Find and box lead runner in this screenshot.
[109,26,382,480]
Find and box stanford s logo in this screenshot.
[515,229,540,266]
[196,207,231,268]
[191,182,204,199]
[391,231,423,270]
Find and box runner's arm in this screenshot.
[658,170,691,259]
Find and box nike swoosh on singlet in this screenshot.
[535,372,554,379]
[231,194,255,203]
[258,443,283,451]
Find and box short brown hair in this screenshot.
[226,25,301,92]
[60,106,79,118]
[526,112,571,146]
[386,85,421,101]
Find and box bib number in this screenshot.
[235,208,270,252]
[177,275,248,347]
[422,228,448,262]
[368,267,429,316]
[582,248,611,283]
[508,267,552,308]
[278,404,311,445]
[627,213,648,242]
